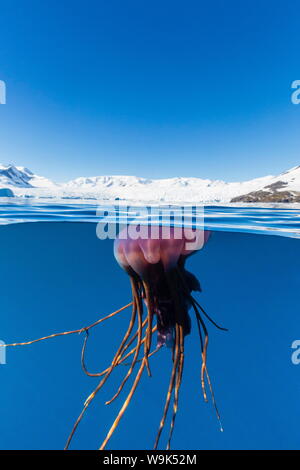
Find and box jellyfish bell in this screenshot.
[114,225,211,349]
[114,225,210,275]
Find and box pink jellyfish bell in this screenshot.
[114,226,210,348]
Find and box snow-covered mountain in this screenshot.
[231,165,300,202]
[0,164,57,189]
[1,163,300,203]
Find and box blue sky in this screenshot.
[0,0,299,182]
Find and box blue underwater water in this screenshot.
[0,201,300,450]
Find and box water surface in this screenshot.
[0,198,300,238]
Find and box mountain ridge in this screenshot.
[1,164,300,203]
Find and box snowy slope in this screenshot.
[264,165,300,191]
[0,165,33,187]
[1,163,300,203]
[231,166,300,202]
[63,174,275,202]
[0,165,57,189]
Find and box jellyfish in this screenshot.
[1,224,226,450]
[109,225,225,450]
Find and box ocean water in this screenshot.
[0,201,300,450]
[1,198,300,238]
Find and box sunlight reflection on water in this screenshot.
[0,198,299,238]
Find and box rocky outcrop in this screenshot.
[231,190,300,203]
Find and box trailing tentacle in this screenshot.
[65,295,138,449]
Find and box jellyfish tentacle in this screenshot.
[186,285,223,430]
[194,308,209,402]
[153,268,187,450]
[143,280,154,377]
[1,302,133,349]
[99,357,146,450]
[153,322,180,450]
[81,323,158,378]
[203,363,223,432]
[166,324,185,450]
[81,330,91,375]
[100,277,160,446]
[80,280,144,378]
[115,316,147,361]
[191,299,216,414]
[65,297,138,450]
[176,265,223,430]
[105,277,144,405]
[122,345,162,366]
[176,264,227,333]
[192,297,228,331]
[164,269,188,450]
[193,305,223,431]
[114,324,157,368]
[199,319,209,402]
[175,267,209,400]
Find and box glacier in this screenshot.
[1,163,300,203]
